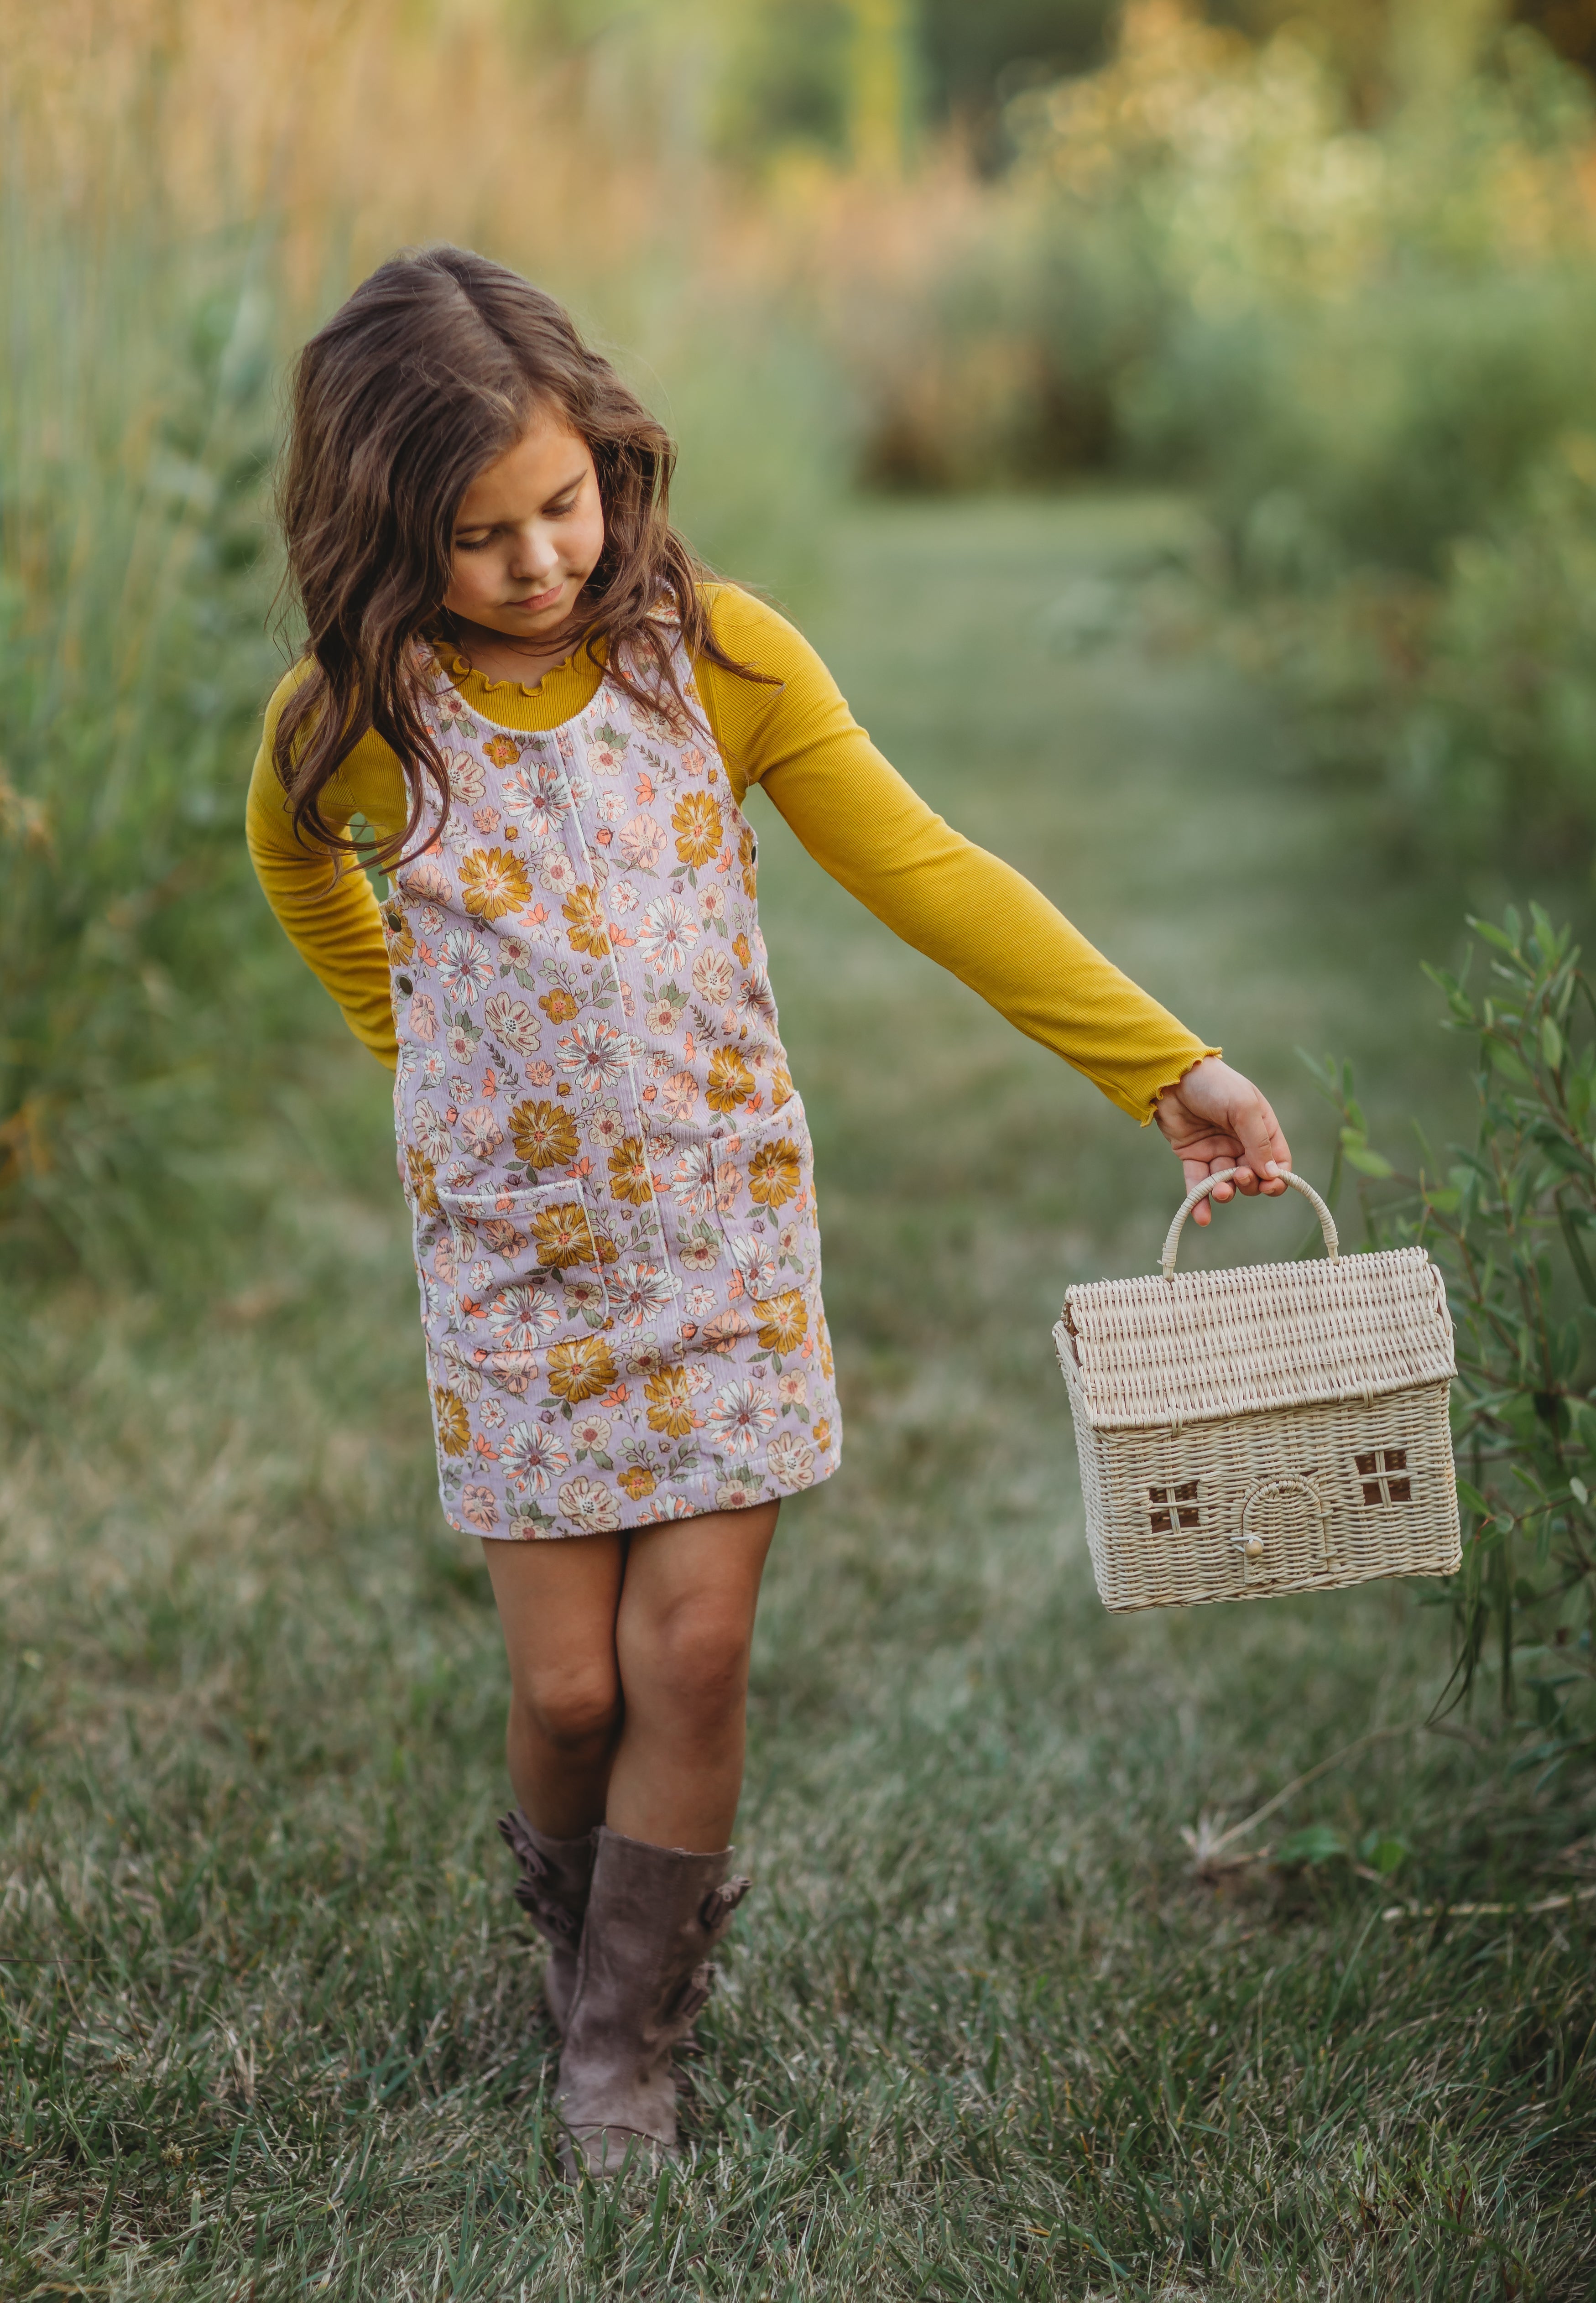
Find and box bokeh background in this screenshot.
[4,4,1596,2295]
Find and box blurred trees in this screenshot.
[764,0,1596,859]
[1513,0,1596,73]
[710,0,857,162]
[710,0,1117,167]
[707,0,1596,175]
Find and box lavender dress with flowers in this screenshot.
[383,644,840,1539]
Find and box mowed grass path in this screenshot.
[3,497,1592,2299]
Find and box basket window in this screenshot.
[1149,1481,1200,1534]
[1354,1447,1411,1505]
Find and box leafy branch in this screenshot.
[1302,905,1596,1780]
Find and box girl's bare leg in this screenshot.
[606,1500,778,1851]
[483,1499,778,1850]
[481,1533,626,1838]
[491,1501,778,2173]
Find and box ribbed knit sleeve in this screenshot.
[694,589,1216,1123]
[244,667,402,1070]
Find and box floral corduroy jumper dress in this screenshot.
[383,642,841,1541]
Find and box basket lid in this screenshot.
[1060,1244,1455,1430]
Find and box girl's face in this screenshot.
[443,408,605,651]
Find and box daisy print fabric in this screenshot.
[387,647,840,1539]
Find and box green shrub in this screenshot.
[1010,11,1596,554]
[1309,907,1596,1772]
[991,8,1596,855]
[0,201,291,1280]
[1413,440,1596,849]
[1246,433,1596,860]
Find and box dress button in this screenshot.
[397,974,414,995]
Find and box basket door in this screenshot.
[1232,1474,1338,1590]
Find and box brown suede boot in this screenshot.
[554,1826,750,2179]
[498,1809,598,2037]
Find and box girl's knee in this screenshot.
[627,1607,750,1722]
[513,1666,621,1754]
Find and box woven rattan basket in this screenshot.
[1054,1168,1461,1611]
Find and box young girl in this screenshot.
[247,245,1291,2179]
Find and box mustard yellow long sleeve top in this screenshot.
[245,584,1215,1122]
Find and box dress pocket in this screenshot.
[437,1179,615,1345]
[713,1098,809,1212]
[653,1098,819,1314]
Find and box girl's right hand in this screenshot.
[1153,1056,1292,1228]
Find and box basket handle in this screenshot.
[1160,1167,1338,1281]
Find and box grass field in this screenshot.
[3,495,1593,2300]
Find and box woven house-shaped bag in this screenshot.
[1054,1168,1461,1611]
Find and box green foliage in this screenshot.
[918,0,1117,131]
[0,197,292,1280]
[1013,12,1596,554]
[709,0,857,162]
[1150,269,1596,587]
[784,2,1596,855]
[1265,431,1596,861]
[1306,907,1596,1771]
[1514,0,1596,75]
[625,302,850,608]
[996,10,1596,856]
[825,7,1596,583]
[708,0,1118,168]
[1413,440,1596,850]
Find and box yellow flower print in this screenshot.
[532,1199,597,1269]
[538,985,580,1023]
[608,1136,653,1206]
[672,790,723,869]
[510,1100,580,1170]
[705,1047,755,1114]
[617,1462,658,1501]
[748,1138,801,1209]
[732,932,751,968]
[382,903,416,964]
[813,1417,832,1453]
[645,1365,695,1437]
[406,1146,440,1217]
[770,1066,794,1111]
[460,846,532,922]
[818,1317,834,1380]
[483,734,520,768]
[753,1289,807,1352]
[547,1337,620,1403]
[563,883,611,957]
[737,819,757,899]
[434,1387,470,1456]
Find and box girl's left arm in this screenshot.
[244,666,402,1070]
[696,586,1289,1214]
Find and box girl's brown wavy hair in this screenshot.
[273,244,763,863]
